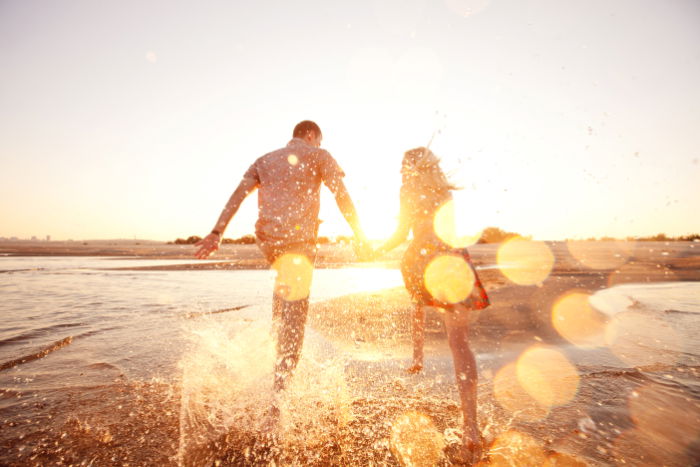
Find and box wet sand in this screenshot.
[1,241,699,465]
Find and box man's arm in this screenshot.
[194,177,258,259]
[332,180,371,259]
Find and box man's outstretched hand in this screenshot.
[194,233,221,259]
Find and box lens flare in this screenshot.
[493,362,549,421]
[433,200,482,248]
[566,240,632,270]
[628,384,700,456]
[604,312,683,367]
[423,254,474,304]
[271,253,313,301]
[433,200,456,246]
[488,430,546,466]
[516,346,579,408]
[497,238,554,285]
[551,292,607,348]
[390,411,444,467]
[287,154,299,166]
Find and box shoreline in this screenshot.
[2,240,698,275]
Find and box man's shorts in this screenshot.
[258,240,318,302]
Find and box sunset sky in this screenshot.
[1,0,699,241]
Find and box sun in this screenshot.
[361,205,400,241]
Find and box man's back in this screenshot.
[244,138,345,245]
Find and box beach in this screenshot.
[1,240,699,465]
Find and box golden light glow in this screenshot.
[433,200,482,248]
[551,291,607,348]
[287,154,299,165]
[493,362,549,421]
[434,200,457,246]
[357,205,402,241]
[516,346,579,408]
[271,253,313,301]
[423,254,474,304]
[497,237,554,285]
[488,430,546,467]
[628,384,700,456]
[566,239,632,270]
[390,411,444,467]
[605,312,683,367]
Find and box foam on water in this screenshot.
[590,281,700,317]
[587,282,700,370]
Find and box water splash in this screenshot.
[176,316,349,465]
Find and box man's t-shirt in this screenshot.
[243,138,345,245]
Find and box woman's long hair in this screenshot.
[401,147,458,201]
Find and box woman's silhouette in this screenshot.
[374,147,490,462]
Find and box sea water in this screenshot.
[0,257,404,381]
[1,256,699,465]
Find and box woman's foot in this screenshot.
[444,428,484,465]
[406,362,423,374]
[259,402,280,434]
[462,430,484,464]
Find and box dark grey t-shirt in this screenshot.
[243,138,345,245]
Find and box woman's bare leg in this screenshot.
[407,304,426,373]
[443,306,482,463]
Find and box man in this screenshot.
[194,120,368,396]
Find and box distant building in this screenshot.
[46,235,51,242]
[31,236,38,242]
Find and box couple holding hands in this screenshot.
[194,120,490,463]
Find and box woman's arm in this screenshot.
[374,197,411,258]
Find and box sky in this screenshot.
[1,0,699,242]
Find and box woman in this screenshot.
[373,147,490,462]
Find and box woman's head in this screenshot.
[401,147,457,192]
[402,147,439,174]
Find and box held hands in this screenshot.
[194,233,221,259]
[352,234,374,262]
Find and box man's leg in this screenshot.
[272,295,309,392]
[267,245,316,392]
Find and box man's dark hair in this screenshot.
[293,120,321,139]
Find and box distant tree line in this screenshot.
[171,228,700,246]
[169,227,527,246]
[169,234,348,245]
[169,235,254,245]
[627,233,699,242]
[477,227,526,243]
[567,233,700,242]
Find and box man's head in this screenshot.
[293,120,322,148]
